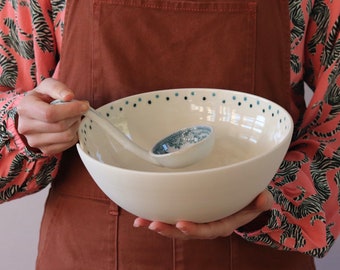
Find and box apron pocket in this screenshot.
[93,0,257,105]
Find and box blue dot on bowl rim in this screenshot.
[81,90,290,150]
[85,91,287,121]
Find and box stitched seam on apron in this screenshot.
[52,188,111,201]
[172,238,176,270]
[114,206,119,270]
[109,1,257,13]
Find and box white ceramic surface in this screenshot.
[53,100,214,168]
[77,88,293,224]
[86,107,215,168]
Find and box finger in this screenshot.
[252,190,274,211]
[24,122,80,153]
[27,134,79,155]
[38,140,79,155]
[47,100,89,122]
[148,221,191,240]
[25,130,78,152]
[18,116,81,135]
[175,220,234,239]
[133,218,152,228]
[18,98,88,123]
[134,219,191,240]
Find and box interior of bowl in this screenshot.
[78,88,293,172]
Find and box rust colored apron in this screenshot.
[36,0,315,269]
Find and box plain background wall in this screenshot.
[0,87,339,269]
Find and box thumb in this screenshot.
[252,190,274,212]
[35,78,75,102]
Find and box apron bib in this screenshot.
[37,0,315,269]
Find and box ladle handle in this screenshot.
[51,100,160,165]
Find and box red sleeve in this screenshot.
[236,0,340,258]
[0,0,65,202]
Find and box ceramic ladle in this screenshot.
[52,100,214,168]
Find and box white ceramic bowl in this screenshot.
[77,88,293,224]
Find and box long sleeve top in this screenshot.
[0,0,339,258]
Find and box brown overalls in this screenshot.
[36,0,315,269]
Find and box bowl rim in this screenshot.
[77,88,294,174]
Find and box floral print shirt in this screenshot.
[0,0,339,258]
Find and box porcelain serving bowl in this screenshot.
[77,88,293,224]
